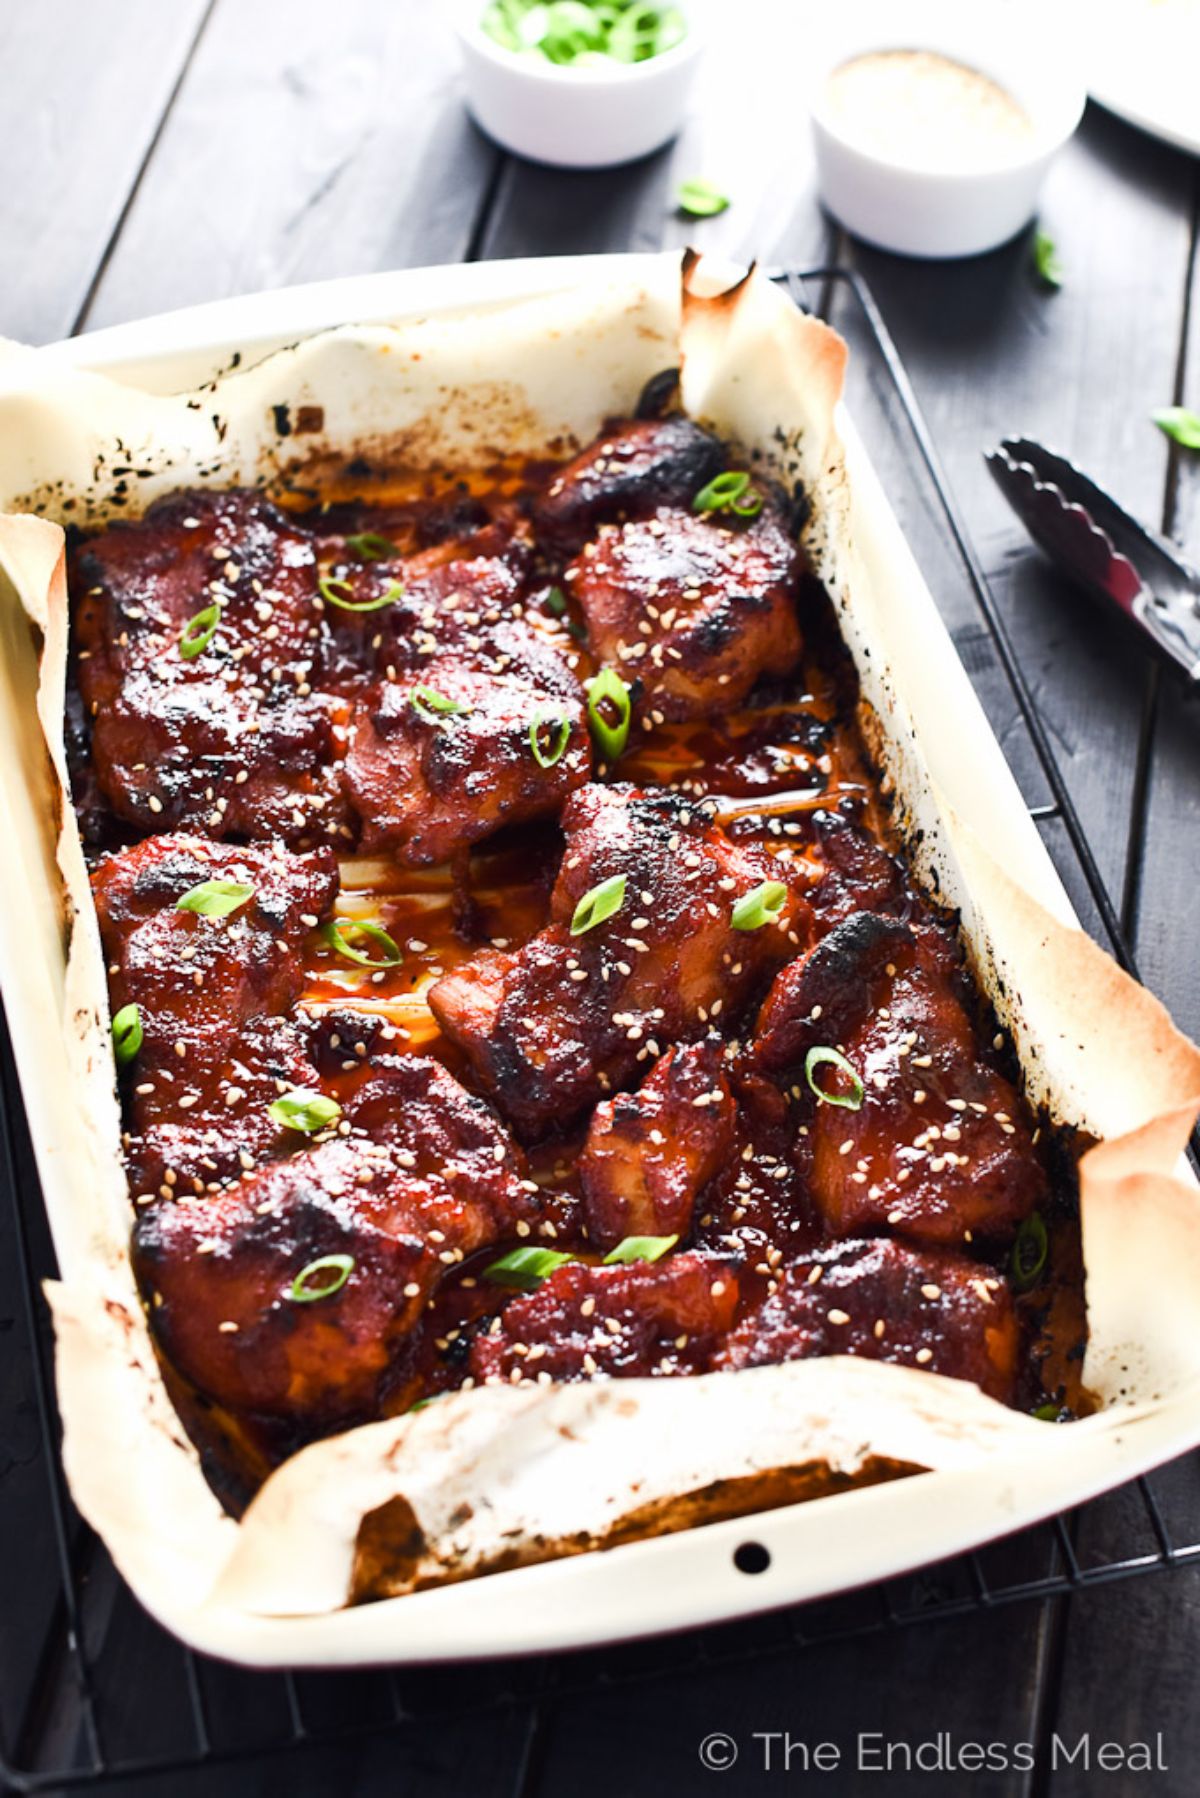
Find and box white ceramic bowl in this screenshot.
[810,2,1086,259]
[453,1,705,169]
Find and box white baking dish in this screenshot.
[1,254,1199,1666]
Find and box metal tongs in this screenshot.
[985,437,1200,682]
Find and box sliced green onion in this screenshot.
[484,1245,577,1289]
[570,872,626,936]
[603,1233,678,1265]
[730,880,787,931]
[178,601,222,660]
[407,1393,441,1413]
[1032,1402,1063,1422]
[175,878,254,918]
[482,0,685,67]
[269,1089,342,1135]
[677,178,730,218]
[584,666,632,760]
[409,683,470,724]
[1152,406,1200,450]
[1032,229,1063,290]
[804,1045,865,1111]
[544,585,568,617]
[529,707,571,769]
[111,1003,142,1067]
[693,469,763,518]
[610,1,686,62]
[318,575,403,614]
[288,1253,354,1302]
[323,918,403,968]
[1011,1211,1048,1291]
[343,531,400,561]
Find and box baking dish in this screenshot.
[1,252,1199,1664]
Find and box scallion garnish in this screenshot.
[481,0,686,68]
[323,918,403,968]
[693,470,763,518]
[344,531,400,561]
[603,1234,678,1265]
[584,666,632,760]
[178,601,222,660]
[1032,229,1063,290]
[677,178,730,219]
[175,879,254,918]
[111,1003,142,1067]
[529,707,571,769]
[484,1245,577,1289]
[409,683,470,724]
[288,1253,354,1303]
[318,575,403,613]
[1011,1211,1048,1291]
[804,1045,865,1111]
[545,585,568,617]
[1032,1402,1062,1422]
[269,1090,342,1135]
[730,880,787,931]
[570,872,626,936]
[1152,406,1200,450]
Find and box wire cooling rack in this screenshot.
[2,266,1198,1794]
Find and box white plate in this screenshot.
[1088,0,1200,157]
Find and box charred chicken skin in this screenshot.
[470,1254,740,1386]
[580,1037,736,1250]
[566,499,803,725]
[429,782,810,1136]
[73,489,349,847]
[344,642,590,863]
[133,1060,534,1427]
[753,911,1045,1246]
[338,539,593,862]
[92,834,338,1198]
[718,1238,1019,1405]
[532,416,726,555]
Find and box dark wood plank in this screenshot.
[482,1,830,266]
[528,1601,1052,1797]
[81,0,497,333]
[1127,155,1200,1035]
[0,0,208,344]
[1046,1565,1200,1795]
[846,106,1196,915]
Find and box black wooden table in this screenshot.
[2,5,1199,1793]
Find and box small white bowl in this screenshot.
[810,2,1085,259]
[453,1,706,169]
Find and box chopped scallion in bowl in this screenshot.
[481,1,687,70]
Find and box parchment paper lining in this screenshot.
[1,255,1198,1655]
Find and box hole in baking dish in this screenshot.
[733,1541,772,1575]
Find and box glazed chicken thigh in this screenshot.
[73,489,349,846]
[429,783,810,1135]
[133,1060,534,1428]
[567,501,803,724]
[339,541,592,861]
[580,1037,736,1250]
[92,834,337,1197]
[753,911,1045,1246]
[719,1238,1019,1404]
